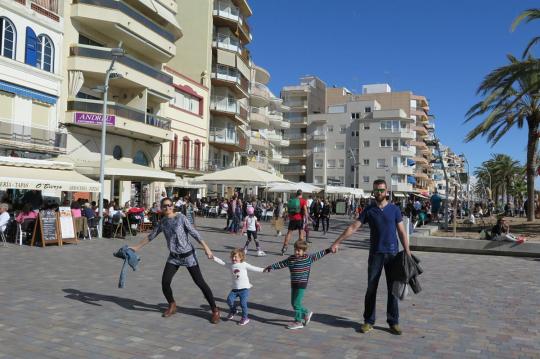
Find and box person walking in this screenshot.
[131,197,221,324]
[331,179,411,335]
[281,190,309,255]
[320,199,331,235]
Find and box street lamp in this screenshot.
[459,153,471,214]
[348,148,358,189]
[98,45,125,237]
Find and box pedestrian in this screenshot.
[212,249,265,326]
[241,206,265,256]
[130,197,221,324]
[273,198,285,237]
[320,199,331,234]
[281,189,309,255]
[264,240,333,330]
[331,179,411,335]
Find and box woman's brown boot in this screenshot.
[162,302,177,318]
[210,308,220,324]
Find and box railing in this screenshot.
[287,116,308,124]
[31,0,58,12]
[249,136,269,148]
[210,96,249,121]
[282,149,307,157]
[161,156,208,172]
[73,0,176,41]
[284,133,307,141]
[266,132,282,142]
[0,119,66,152]
[250,82,270,100]
[67,99,172,130]
[209,126,247,149]
[213,0,241,21]
[285,100,308,108]
[70,46,173,85]
[312,146,325,153]
[282,164,306,173]
[213,32,242,53]
[212,65,249,93]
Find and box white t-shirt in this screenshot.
[0,212,10,232]
[213,257,264,289]
[245,215,257,231]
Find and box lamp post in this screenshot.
[459,154,471,215]
[348,148,358,189]
[98,46,125,237]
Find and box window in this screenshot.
[339,176,345,185]
[365,106,371,113]
[314,176,323,184]
[363,140,370,148]
[351,112,360,119]
[327,125,333,132]
[380,139,392,147]
[79,34,103,47]
[36,35,54,72]
[1,17,16,59]
[327,159,336,168]
[363,176,370,183]
[363,123,370,130]
[174,90,201,115]
[31,101,50,128]
[314,159,323,168]
[335,142,345,150]
[340,125,347,134]
[363,159,370,166]
[377,159,386,168]
[355,131,359,136]
[338,159,344,168]
[0,90,14,120]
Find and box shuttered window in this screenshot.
[31,101,50,128]
[0,90,14,120]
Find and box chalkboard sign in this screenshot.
[58,207,78,244]
[31,210,61,247]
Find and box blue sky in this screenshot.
[248,0,539,188]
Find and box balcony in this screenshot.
[212,33,243,54]
[210,96,248,125]
[71,0,179,61]
[414,156,428,165]
[287,116,308,127]
[250,82,271,107]
[68,45,173,99]
[280,120,290,129]
[379,128,416,139]
[209,126,247,152]
[65,99,173,143]
[390,183,413,192]
[249,107,268,128]
[413,125,428,136]
[394,166,414,175]
[285,99,308,109]
[266,132,282,144]
[250,134,269,150]
[270,151,282,163]
[393,146,416,157]
[280,139,290,146]
[310,131,326,141]
[284,133,307,144]
[254,64,270,85]
[0,120,66,154]
[247,157,269,171]
[411,107,429,121]
[282,149,308,158]
[20,0,60,21]
[415,171,430,180]
[211,65,249,97]
[282,164,306,175]
[280,157,290,165]
[267,111,283,127]
[161,156,208,175]
[212,1,252,43]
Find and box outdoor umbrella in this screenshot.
[267,181,323,193]
[193,165,288,186]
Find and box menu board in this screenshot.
[31,210,61,247]
[58,207,77,243]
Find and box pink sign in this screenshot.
[75,112,115,125]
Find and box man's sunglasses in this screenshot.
[161,203,174,208]
[373,189,387,193]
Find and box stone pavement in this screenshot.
[0,216,539,358]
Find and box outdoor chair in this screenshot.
[0,229,6,246]
[18,219,36,245]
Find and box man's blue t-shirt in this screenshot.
[431,194,442,213]
[358,203,402,254]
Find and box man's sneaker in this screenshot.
[389,324,402,335]
[358,323,373,333]
[303,311,313,326]
[226,310,238,320]
[238,318,250,326]
[257,250,266,257]
[281,246,288,256]
[286,322,304,330]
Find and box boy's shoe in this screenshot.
[257,250,266,257]
[238,318,250,326]
[389,324,402,335]
[226,310,238,320]
[286,322,304,330]
[281,246,288,256]
[358,323,373,333]
[303,311,313,326]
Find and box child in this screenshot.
[241,206,265,256]
[264,240,332,330]
[213,249,265,325]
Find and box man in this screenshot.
[331,179,411,335]
[430,191,442,222]
[281,189,309,255]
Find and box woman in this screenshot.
[272,199,285,237]
[131,197,220,323]
[71,201,82,218]
[15,203,37,223]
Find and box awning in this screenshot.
[74,159,176,182]
[0,165,100,192]
[167,177,207,189]
[412,193,428,199]
[193,165,288,185]
[0,80,57,104]
[268,181,322,193]
[392,193,405,198]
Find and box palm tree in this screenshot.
[489,154,522,204]
[512,8,540,57]
[465,55,540,221]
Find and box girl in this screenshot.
[241,206,265,256]
[130,197,221,324]
[212,249,265,325]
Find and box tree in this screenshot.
[511,8,540,57]
[465,55,540,221]
[489,154,522,204]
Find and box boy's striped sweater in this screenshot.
[269,248,331,289]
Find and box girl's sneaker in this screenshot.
[287,322,304,330]
[243,248,248,255]
[227,310,239,320]
[257,250,266,257]
[238,318,250,326]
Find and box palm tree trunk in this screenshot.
[526,118,539,222]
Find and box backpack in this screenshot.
[288,198,301,215]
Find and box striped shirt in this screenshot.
[269,248,331,288]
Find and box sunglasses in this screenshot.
[161,203,174,209]
[373,189,387,193]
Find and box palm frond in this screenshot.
[511,9,540,31]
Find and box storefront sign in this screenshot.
[74,112,115,126]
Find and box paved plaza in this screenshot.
[1,216,539,358]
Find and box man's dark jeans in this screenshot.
[364,252,399,326]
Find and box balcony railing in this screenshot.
[209,126,247,149]
[213,32,243,53]
[282,164,306,174]
[73,0,176,41]
[282,149,307,157]
[32,0,58,12]
[212,65,249,93]
[70,46,173,85]
[250,82,270,100]
[0,120,66,153]
[67,99,172,130]
[284,133,307,141]
[284,99,308,108]
[161,156,208,173]
[213,0,241,21]
[210,96,248,122]
[287,116,308,124]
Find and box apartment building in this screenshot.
[208,0,252,171]
[308,84,436,197]
[280,75,326,182]
[247,63,289,174]
[60,0,183,207]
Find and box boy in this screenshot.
[264,240,332,329]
